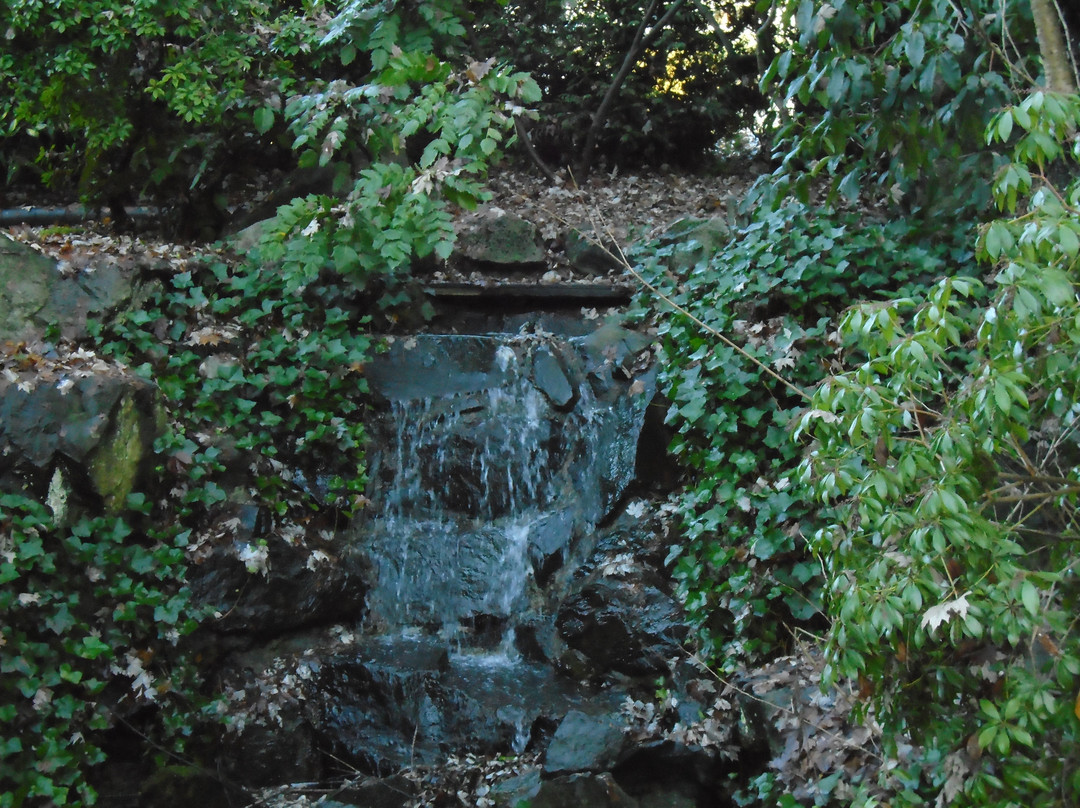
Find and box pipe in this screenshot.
[0,206,159,225]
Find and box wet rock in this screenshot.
[0,365,165,512]
[527,508,576,585]
[531,773,639,808]
[532,345,576,410]
[189,528,370,637]
[311,636,622,773]
[543,710,627,774]
[557,578,686,677]
[490,768,542,807]
[357,330,655,629]
[456,209,546,269]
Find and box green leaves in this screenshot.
[799,89,1080,807]
[763,0,1023,217]
[0,494,203,807]
[0,0,323,207]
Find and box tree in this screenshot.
[0,0,325,231]
[471,0,767,174]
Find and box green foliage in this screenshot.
[0,492,204,807]
[634,205,969,666]
[102,243,376,522]
[0,0,322,208]
[763,0,1036,216]
[273,0,539,273]
[796,92,1080,805]
[472,0,766,170]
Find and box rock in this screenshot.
[490,768,543,807]
[312,637,605,771]
[188,521,370,636]
[532,346,576,410]
[658,217,732,273]
[356,330,656,629]
[0,363,166,512]
[557,575,686,677]
[530,773,639,808]
[543,710,627,774]
[0,233,138,342]
[564,228,622,275]
[456,209,546,269]
[0,234,56,343]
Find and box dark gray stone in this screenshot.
[0,234,140,343]
[0,364,165,512]
[188,527,370,636]
[490,768,543,807]
[532,346,576,409]
[311,637,619,772]
[0,234,55,342]
[543,710,628,774]
[564,228,622,275]
[530,773,639,808]
[557,578,686,677]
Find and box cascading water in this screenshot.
[317,329,658,769]
[359,333,651,638]
[365,361,554,632]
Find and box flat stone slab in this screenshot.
[424,282,634,303]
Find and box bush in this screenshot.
[0,0,322,225]
[796,90,1080,807]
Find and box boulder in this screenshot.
[456,209,546,269]
[565,227,622,275]
[0,233,139,342]
[543,709,627,774]
[0,358,166,512]
[188,524,371,636]
[310,636,617,772]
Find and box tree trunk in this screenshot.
[577,0,688,178]
[1031,0,1076,92]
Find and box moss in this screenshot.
[88,392,147,513]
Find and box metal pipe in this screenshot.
[0,206,159,225]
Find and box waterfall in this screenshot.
[357,332,654,644]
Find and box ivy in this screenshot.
[634,204,971,667]
[0,494,207,807]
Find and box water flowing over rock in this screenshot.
[356,331,655,632]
